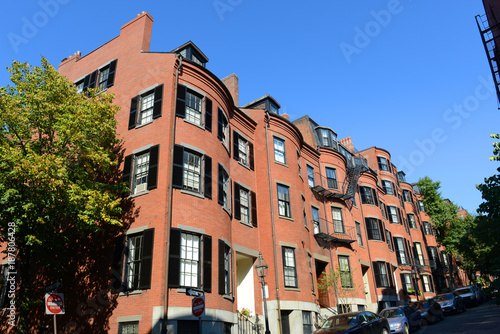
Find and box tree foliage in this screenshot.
[318,266,359,314]
[416,177,479,282]
[475,134,500,288]
[0,57,128,331]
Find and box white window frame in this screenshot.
[273,137,286,164]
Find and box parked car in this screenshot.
[435,292,466,314]
[379,306,422,333]
[314,311,390,334]
[455,286,480,307]
[409,298,444,324]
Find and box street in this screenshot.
[416,302,500,334]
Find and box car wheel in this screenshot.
[403,323,409,334]
[381,329,389,334]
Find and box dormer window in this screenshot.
[172,41,209,68]
[398,171,406,183]
[269,102,279,114]
[317,128,338,148]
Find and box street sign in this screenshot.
[45,279,62,293]
[45,293,65,315]
[192,296,205,317]
[186,287,204,297]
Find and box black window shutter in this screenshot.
[106,59,117,88]
[400,274,406,292]
[385,205,390,221]
[386,263,393,288]
[218,240,225,294]
[378,220,385,242]
[147,145,159,190]
[172,145,184,189]
[392,182,396,194]
[372,188,379,206]
[233,182,241,220]
[139,228,154,290]
[218,164,224,205]
[82,73,91,92]
[204,155,212,199]
[88,70,98,89]
[233,131,239,161]
[217,108,223,140]
[123,154,133,193]
[176,84,186,118]
[152,84,163,119]
[251,191,258,227]
[203,235,212,292]
[248,141,255,170]
[168,228,181,288]
[128,96,139,129]
[365,218,374,240]
[373,262,381,287]
[111,235,126,293]
[205,98,212,132]
[397,208,403,224]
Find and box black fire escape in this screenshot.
[310,156,368,245]
[477,12,500,107]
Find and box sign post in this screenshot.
[192,295,205,334]
[45,293,65,334]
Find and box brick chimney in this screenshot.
[222,73,239,107]
[120,11,154,52]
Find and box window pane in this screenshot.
[274,138,286,163]
[180,233,200,287]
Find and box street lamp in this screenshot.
[255,252,271,334]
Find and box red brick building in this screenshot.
[52,12,471,334]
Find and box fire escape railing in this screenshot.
[476,13,500,107]
[313,218,356,244]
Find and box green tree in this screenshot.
[0,58,127,332]
[475,134,500,290]
[318,266,359,315]
[416,177,476,289]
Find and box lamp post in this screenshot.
[255,252,271,334]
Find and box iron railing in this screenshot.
[313,218,356,244]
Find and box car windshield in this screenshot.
[456,289,472,295]
[322,314,357,328]
[436,294,453,301]
[380,309,404,318]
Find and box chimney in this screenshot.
[120,11,154,52]
[221,73,239,107]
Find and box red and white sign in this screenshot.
[192,296,205,317]
[45,293,65,315]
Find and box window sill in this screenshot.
[278,215,294,222]
[180,189,205,199]
[239,221,254,228]
[223,294,234,301]
[284,287,300,292]
[238,160,251,170]
[184,118,205,130]
[129,190,149,198]
[119,289,142,296]
[135,120,153,129]
[274,161,288,168]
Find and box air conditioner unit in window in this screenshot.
[135,183,148,194]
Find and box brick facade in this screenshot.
[45,12,472,334]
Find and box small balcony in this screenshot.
[396,257,435,271]
[313,218,356,244]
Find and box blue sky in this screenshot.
[1,0,498,214]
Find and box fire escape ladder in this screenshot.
[341,164,365,200]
